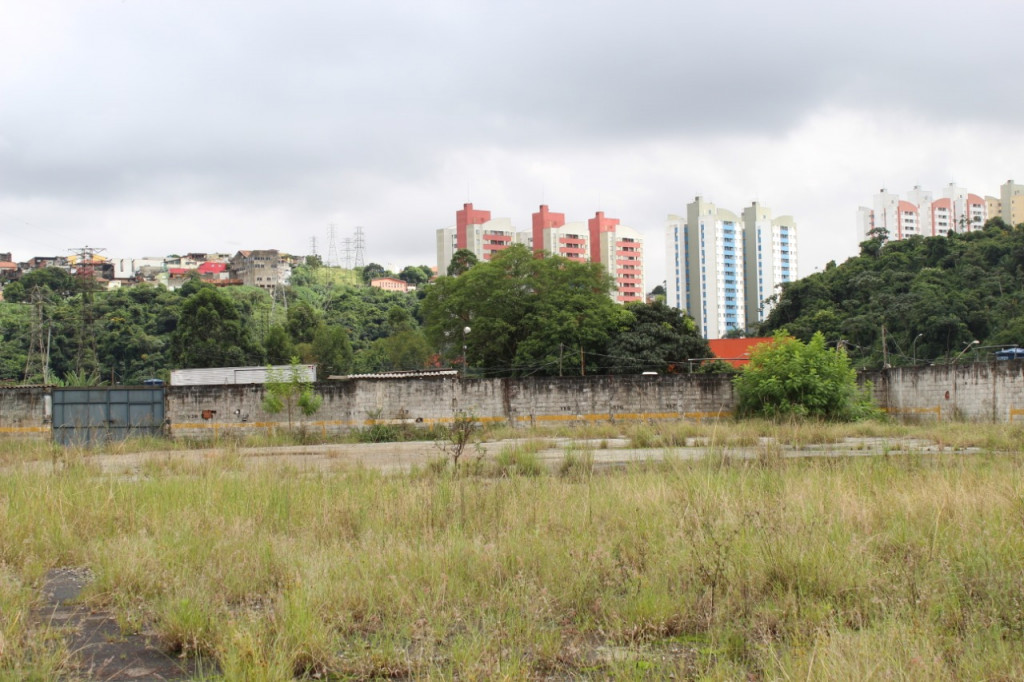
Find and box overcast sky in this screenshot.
[3,0,1024,287]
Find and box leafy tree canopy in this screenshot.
[423,245,629,376]
[360,263,390,284]
[446,249,478,277]
[171,287,263,368]
[761,218,1024,368]
[605,301,709,374]
[733,331,878,421]
[5,267,78,302]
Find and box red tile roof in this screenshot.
[707,337,774,367]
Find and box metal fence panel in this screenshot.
[52,387,165,446]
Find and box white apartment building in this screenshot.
[857,184,987,240]
[742,203,797,327]
[667,197,745,339]
[667,197,797,339]
[535,221,590,262]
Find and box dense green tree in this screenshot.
[0,303,31,381]
[761,218,1024,368]
[287,301,322,345]
[733,331,878,420]
[398,265,433,287]
[310,324,354,378]
[604,301,710,374]
[171,287,263,368]
[93,284,181,383]
[360,263,388,284]
[264,324,294,365]
[364,306,432,371]
[1,281,25,303]
[446,249,478,277]
[6,267,78,302]
[424,245,627,376]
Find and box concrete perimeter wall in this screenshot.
[4,362,1024,440]
[0,387,50,438]
[166,374,735,439]
[866,361,1024,422]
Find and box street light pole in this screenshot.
[462,326,471,376]
[953,339,979,364]
[912,333,924,366]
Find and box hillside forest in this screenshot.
[6,217,1022,386]
[760,217,1024,367]
[0,245,710,385]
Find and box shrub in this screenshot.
[733,331,879,421]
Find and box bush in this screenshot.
[733,331,879,421]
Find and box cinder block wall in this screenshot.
[9,363,1024,441]
[0,387,49,438]
[166,374,737,439]
[866,362,1024,422]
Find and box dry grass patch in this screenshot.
[4,427,1024,678]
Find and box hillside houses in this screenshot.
[0,249,299,293]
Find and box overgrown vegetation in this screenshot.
[3,431,1024,679]
[1,257,713,384]
[423,244,710,376]
[733,330,879,420]
[762,216,1024,367]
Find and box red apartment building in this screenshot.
[439,203,646,302]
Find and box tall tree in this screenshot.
[605,301,710,374]
[761,218,1024,368]
[398,265,433,287]
[171,287,263,368]
[446,249,478,277]
[310,324,353,377]
[360,263,388,284]
[423,245,627,376]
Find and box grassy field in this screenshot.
[2,420,1024,679]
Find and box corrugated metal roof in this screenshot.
[328,369,459,381]
[171,364,317,385]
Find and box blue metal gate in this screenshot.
[52,387,166,446]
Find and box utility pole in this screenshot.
[881,325,889,368]
[24,287,45,382]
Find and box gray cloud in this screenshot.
[1,0,1023,281]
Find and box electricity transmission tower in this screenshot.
[353,226,366,268]
[341,237,353,269]
[326,225,339,267]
